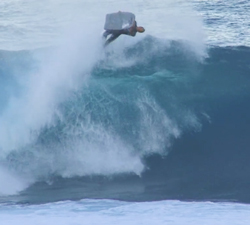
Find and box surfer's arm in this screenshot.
[129,21,137,36]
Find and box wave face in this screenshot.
[0,37,250,203]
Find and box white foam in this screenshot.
[1,199,250,225]
[0,15,103,156]
[0,165,31,196]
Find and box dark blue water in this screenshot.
[1,37,250,204]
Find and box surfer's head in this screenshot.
[137,26,145,33]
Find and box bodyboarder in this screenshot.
[103,11,145,47]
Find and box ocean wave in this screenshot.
[0,37,250,203]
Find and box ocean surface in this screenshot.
[0,0,250,224]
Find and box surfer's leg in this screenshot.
[103,30,111,39]
[104,34,120,47]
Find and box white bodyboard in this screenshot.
[104,12,135,30]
